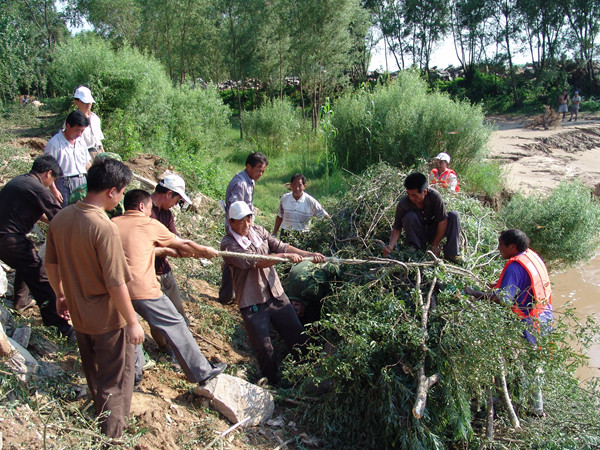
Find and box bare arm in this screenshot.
[169,236,218,259]
[383,228,402,256]
[155,247,180,258]
[106,284,145,345]
[46,262,69,321]
[431,219,448,256]
[49,182,63,204]
[255,245,325,268]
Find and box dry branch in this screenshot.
[412,271,441,419]
[497,361,521,430]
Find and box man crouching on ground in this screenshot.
[45,158,144,439]
[221,201,325,385]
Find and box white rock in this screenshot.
[194,374,274,426]
[0,266,7,296]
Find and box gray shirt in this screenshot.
[225,170,254,220]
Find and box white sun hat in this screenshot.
[228,201,254,220]
[158,174,192,205]
[73,86,95,104]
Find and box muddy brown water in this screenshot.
[552,254,600,381]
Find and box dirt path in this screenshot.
[486,115,600,194]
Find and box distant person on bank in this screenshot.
[558,89,570,121]
[45,110,91,207]
[112,189,226,386]
[71,86,104,158]
[273,173,330,238]
[219,152,268,304]
[428,152,459,193]
[464,229,553,416]
[382,172,461,262]
[45,158,145,439]
[569,90,581,122]
[0,155,74,340]
[221,201,325,385]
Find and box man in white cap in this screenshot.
[150,174,194,355]
[428,152,459,193]
[221,201,325,385]
[45,110,91,207]
[72,86,105,157]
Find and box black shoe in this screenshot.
[166,348,182,373]
[58,325,77,344]
[198,362,227,385]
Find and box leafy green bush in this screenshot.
[501,181,600,266]
[459,160,506,198]
[243,98,306,157]
[330,71,491,176]
[282,163,598,447]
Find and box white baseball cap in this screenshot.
[229,201,254,220]
[158,174,192,205]
[73,86,95,104]
[434,152,451,163]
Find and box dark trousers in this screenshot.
[133,295,213,382]
[76,327,135,439]
[0,235,70,333]
[240,297,307,384]
[218,263,234,304]
[402,210,461,256]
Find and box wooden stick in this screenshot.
[202,417,251,450]
[191,330,224,351]
[486,384,494,440]
[498,361,521,430]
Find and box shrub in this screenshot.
[330,71,491,177]
[501,181,600,266]
[243,98,306,157]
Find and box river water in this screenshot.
[552,254,600,381]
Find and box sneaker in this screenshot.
[198,362,227,385]
[14,298,36,313]
[142,358,156,371]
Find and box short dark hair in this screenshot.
[404,172,428,193]
[65,110,90,128]
[499,229,530,253]
[87,158,132,193]
[246,152,268,168]
[290,173,306,185]
[154,183,170,195]
[31,155,63,178]
[124,189,151,211]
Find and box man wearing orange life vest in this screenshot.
[465,229,553,344]
[428,152,459,193]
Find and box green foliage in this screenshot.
[501,181,600,266]
[330,71,491,177]
[243,98,306,157]
[459,160,506,197]
[282,163,600,447]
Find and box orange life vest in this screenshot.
[429,168,460,192]
[494,249,552,319]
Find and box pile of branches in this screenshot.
[283,164,600,448]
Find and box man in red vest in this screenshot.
[428,152,459,193]
[465,228,553,343]
[465,228,553,417]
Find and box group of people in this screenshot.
[558,89,582,122]
[0,85,555,438]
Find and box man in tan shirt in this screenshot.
[221,201,325,384]
[112,189,226,385]
[45,158,144,439]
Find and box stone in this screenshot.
[7,337,39,381]
[11,327,31,348]
[193,374,274,426]
[0,322,12,356]
[0,266,7,296]
[0,304,16,335]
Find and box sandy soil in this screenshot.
[485,114,600,195]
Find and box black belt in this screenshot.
[64,173,86,179]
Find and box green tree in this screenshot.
[404,0,449,71]
[74,0,142,44]
[565,0,600,86]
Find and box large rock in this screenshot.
[7,337,39,382]
[0,305,15,336]
[0,322,12,356]
[194,374,274,426]
[11,327,31,348]
[0,265,7,296]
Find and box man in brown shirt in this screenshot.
[113,189,226,385]
[221,201,325,384]
[45,158,144,439]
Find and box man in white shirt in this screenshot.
[273,173,329,236]
[45,110,91,207]
[72,86,105,157]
